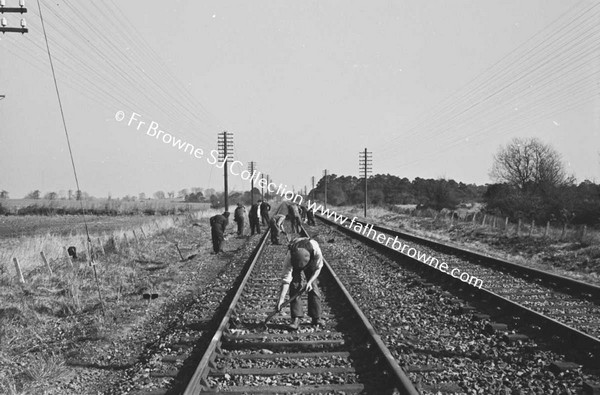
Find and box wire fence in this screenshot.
[402,207,598,244]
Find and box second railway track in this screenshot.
[316,214,600,368]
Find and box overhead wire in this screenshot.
[375,1,600,161]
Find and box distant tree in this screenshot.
[76,190,82,201]
[205,188,216,197]
[185,191,204,202]
[167,191,175,199]
[44,192,58,200]
[58,190,67,200]
[68,189,73,200]
[26,190,41,199]
[139,192,146,201]
[153,191,166,200]
[490,137,569,193]
[210,193,221,209]
[178,189,189,199]
[0,190,8,199]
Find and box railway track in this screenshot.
[183,218,419,394]
[316,214,600,368]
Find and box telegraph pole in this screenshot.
[323,170,328,210]
[248,161,257,206]
[265,174,270,200]
[311,176,315,201]
[0,1,28,34]
[359,148,372,218]
[218,131,234,211]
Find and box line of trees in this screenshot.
[310,174,486,210]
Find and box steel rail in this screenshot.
[299,223,420,395]
[183,204,420,394]
[317,214,600,365]
[334,215,600,299]
[183,229,270,394]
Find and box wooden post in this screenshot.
[492,216,497,228]
[544,221,550,237]
[504,217,509,234]
[561,223,567,240]
[13,258,25,283]
[472,213,476,223]
[581,225,587,241]
[123,233,129,248]
[482,214,487,226]
[63,246,74,269]
[529,219,535,237]
[40,251,52,275]
[97,238,106,255]
[139,227,146,238]
[175,243,185,261]
[516,219,521,236]
[132,229,139,244]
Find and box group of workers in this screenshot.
[207,201,322,330]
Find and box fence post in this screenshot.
[140,227,146,238]
[529,219,535,237]
[482,214,487,226]
[561,223,567,240]
[544,221,550,238]
[492,216,497,229]
[472,213,477,224]
[581,225,587,241]
[516,219,521,236]
[40,251,52,275]
[132,229,139,244]
[13,258,25,283]
[123,233,129,248]
[504,217,509,234]
[97,238,106,255]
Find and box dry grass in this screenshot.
[0,208,224,393]
[0,209,222,277]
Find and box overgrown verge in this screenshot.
[0,212,243,394]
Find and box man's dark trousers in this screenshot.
[289,267,321,320]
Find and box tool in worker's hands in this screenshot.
[263,285,306,327]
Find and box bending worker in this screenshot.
[288,203,302,233]
[275,237,324,330]
[269,213,287,245]
[209,211,230,254]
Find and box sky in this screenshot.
[1,0,598,199]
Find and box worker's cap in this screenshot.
[223,211,230,217]
[290,247,311,269]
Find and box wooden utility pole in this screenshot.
[248,161,257,206]
[359,148,372,218]
[323,169,328,210]
[311,176,315,201]
[218,131,234,211]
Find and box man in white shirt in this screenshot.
[275,237,324,330]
